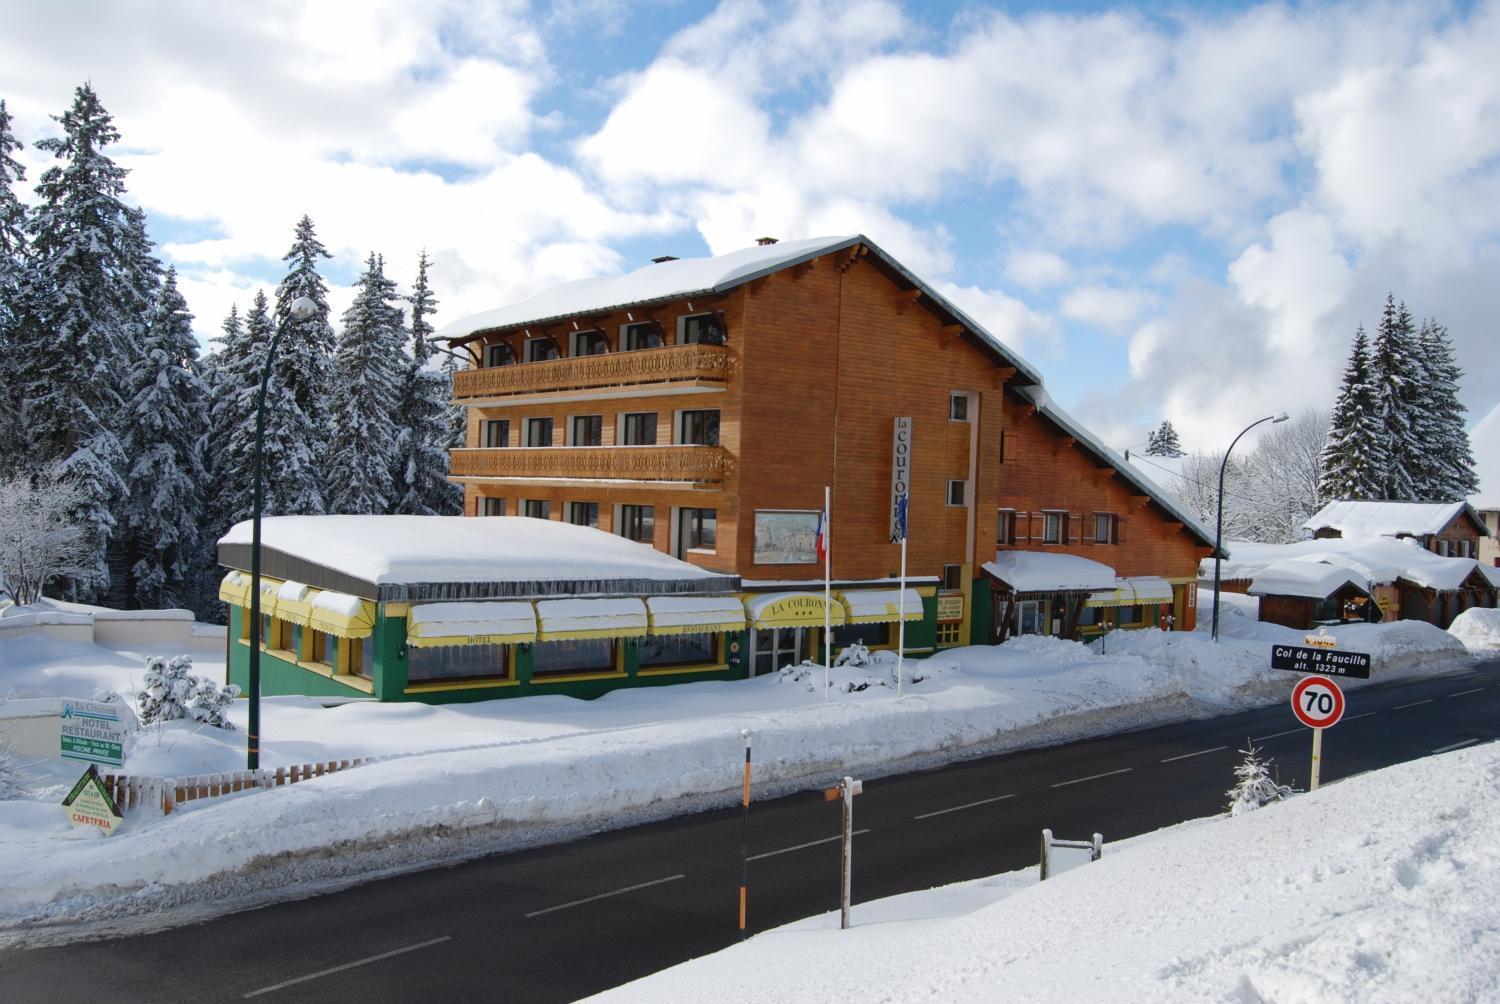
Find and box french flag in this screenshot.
[815,505,829,563]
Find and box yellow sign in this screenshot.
[752,593,845,628]
[936,594,964,623]
[1304,633,1337,649]
[61,765,124,837]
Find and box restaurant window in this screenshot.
[407,644,509,683]
[571,414,603,447]
[525,417,553,447]
[832,622,889,649]
[531,638,616,676]
[623,322,663,350]
[997,509,1017,546]
[307,630,330,665]
[619,504,655,543]
[348,637,373,678]
[947,480,967,506]
[942,564,963,591]
[638,633,717,668]
[678,409,720,446]
[571,329,608,356]
[484,343,514,367]
[621,412,657,445]
[526,337,560,362]
[1042,511,1064,544]
[1094,513,1116,544]
[678,508,716,554]
[949,393,969,421]
[524,499,550,519]
[568,501,599,528]
[679,313,725,345]
[481,497,506,517]
[483,419,509,448]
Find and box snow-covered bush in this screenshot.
[834,642,872,668]
[1226,742,1295,815]
[135,656,240,730]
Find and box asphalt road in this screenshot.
[3,659,1497,1003]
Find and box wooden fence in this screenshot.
[102,758,371,815]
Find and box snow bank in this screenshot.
[593,742,1500,1003]
[1449,607,1500,652]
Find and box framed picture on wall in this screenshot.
[753,510,820,564]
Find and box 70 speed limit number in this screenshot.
[1290,675,1345,729]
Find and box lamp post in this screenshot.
[246,295,317,770]
[1211,412,1289,642]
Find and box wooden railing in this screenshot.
[452,344,732,401]
[450,445,732,483]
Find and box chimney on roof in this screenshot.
[651,255,678,264]
[755,236,779,246]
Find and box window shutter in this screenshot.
[1068,513,1082,545]
[1081,514,1095,544]
[1000,430,1018,464]
[1029,512,1041,543]
[1115,517,1126,545]
[1014,511,1031,543]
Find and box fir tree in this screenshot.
[249,289,325,517]
[1319,326,1387,501]
[393,250,461,515]
[120,268,209,610]
[1145,420,1184,457]
[1370,295,1423,500]
[1226,741,1294,816]
[1415,320,1480,501]
[325,253,405,514]
[204,304,255,550]
[273,215,335,440]
[0,100,28,478]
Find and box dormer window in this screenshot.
[680,313,725,345]
[572,330,608,356]
[484,342,514,367]
[526,337,560,363]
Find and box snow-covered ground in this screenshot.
[591,740,1500,1003]
[0,594,1477,941]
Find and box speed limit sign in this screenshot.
[1291,675,1344,729]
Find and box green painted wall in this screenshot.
[226,606,370,700]
[969,577,995,646]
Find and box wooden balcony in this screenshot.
[450,445,732,484]
[452,344,732,403]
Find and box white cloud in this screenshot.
[1060,285,1157,334]
[936,282,1059,359]
[1003,249,1072,289]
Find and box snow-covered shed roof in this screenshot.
[219,516,738,603]
[1302,500,1489,539]
[1248,560,1370,600]
[1210,536,1491,593]
[982,552,1117,593]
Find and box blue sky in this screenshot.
[3,0,1499,467]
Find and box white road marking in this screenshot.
[243,936,452,998]
[1051,768,1131,788]
[1449,688,1486,697]
[1251,727,1303,741]
[748,831,870,861]
[1345,711,1378,720]
[1393,699,1435,710]
[1433,738,1481,754]
[1160,746,1228,763]
[913,794,1015,820]
[525,874,686,918]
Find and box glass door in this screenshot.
[751,628,805,676]
[1016,600,1044,636]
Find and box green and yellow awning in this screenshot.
[645,596,746,636]
[406,601,537,648]
[535,598,648,642]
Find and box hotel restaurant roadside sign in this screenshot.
[890,417,912,541]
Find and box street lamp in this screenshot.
[246,294,317,770]
[1211,411,1289,642]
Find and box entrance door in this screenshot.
[1015,600,1044,636]
[751,628,804,676]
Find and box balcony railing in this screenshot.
[450,445,732,484]
[452,344,732,401]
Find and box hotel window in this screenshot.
[936,622,963,647]
[949,393,969,421]
[524,499,550,519]
[481,497,506,517]
[484,343,514,367]
[678,409,720,446]
[483,419,509,448]
[531,638,616,677]
[525,417,553,447]
[619,504,655,543]
[407,644,509,683]
[997,509,1017,546]
[571,414,603,447]
[947,480,967,506]
[568,501,599,528]
[679,508,717,554]
[680,313,725,345]
[1094,513,1116,544]
[623,322,663,350]
[1042,511,1064,544]
[638,633,717,669]
[942,564,963,591]
[621,412,658,445]
[526,337,560,362]
[346,637,373,678]
[572,329,608,356]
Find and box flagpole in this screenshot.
[823,484,831,702]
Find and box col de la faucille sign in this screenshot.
[59,698,126,767]
[1270,643,1372,680]
[890,417,912,541]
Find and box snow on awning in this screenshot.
[982,552,1116,594]
[745,592,846,629]
[1248,560,1370,600]
[274,581,319,626]
[645,597,746,636]
[536,598,647,641]
[407,601,537,648]
[309,591,376,639]
[1127,577,1174,604]
[218,570,251,607]
[840,588,924,624]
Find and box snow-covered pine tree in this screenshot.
[1415,320,1480,502]
[1145,420,1184,457]
[1226,741,1294,815]
[325,253,406,514]
[203,304,255,561]
[0,100,29,479]
[1319,325,1387,501]
[248,289,325,518]
[393,250,462,515]
[120,268,209,610]
[13,84,151,598]
[273,216,335,443]
[1370,295,1423,500]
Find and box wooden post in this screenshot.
[840,777,854,930]
[1310,727,1323,791]
[275,766,286,787]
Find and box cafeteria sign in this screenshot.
[59,698,126,767]
[61,765,124,836]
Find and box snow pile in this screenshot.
[1448,607,1500,652]
[593,742,1500,1004]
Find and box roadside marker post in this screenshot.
[1290,675,1345,791]
[738,730,751,939]
[823,776,863,929]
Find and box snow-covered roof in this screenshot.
[1248,560,1370,599]
[982,551,1117,593]
[1211,536,1490,593]
[219,516,737,601]
[1302,499,1488,538]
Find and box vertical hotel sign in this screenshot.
[890,417,912,540]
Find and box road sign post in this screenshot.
[824,776,862,929]
[1290,675,1345,791]
[738,731,751,940]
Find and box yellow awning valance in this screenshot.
[645,596,746,636]
[1086,577,1175,608]
[274,581,319,626]
[218,571,251,607]
[536,598,648,642]
[839,588,924,624]
[407,601,537,648]
[1085,582,1135,608]
[308,591,376,639]
[745,591,846,629]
